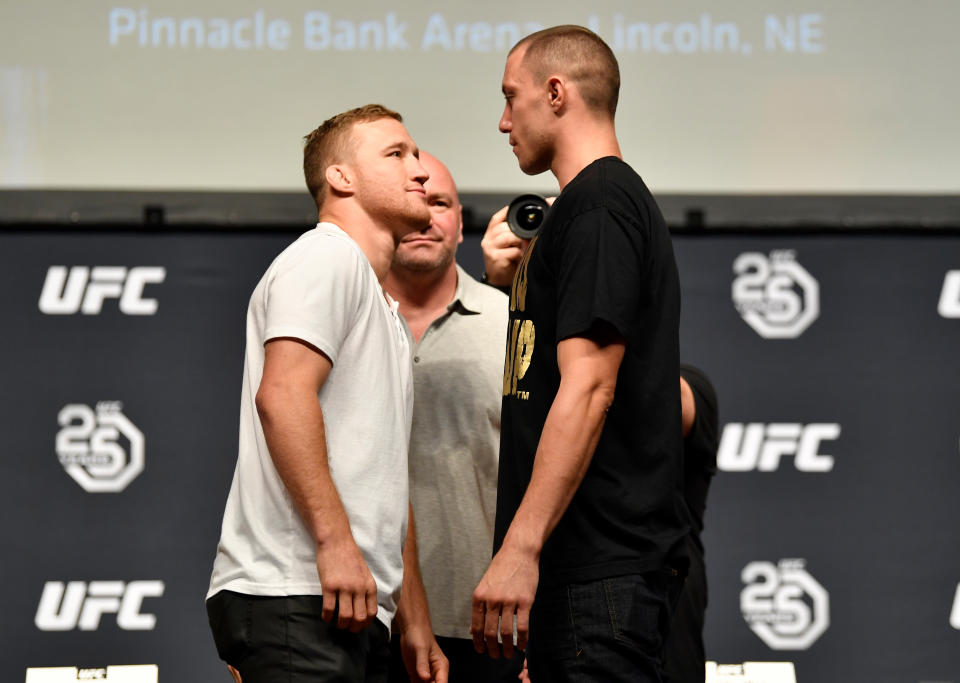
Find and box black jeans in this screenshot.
[206,590,391,683]
[527,571,683,683]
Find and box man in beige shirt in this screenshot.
[384,152,519,683]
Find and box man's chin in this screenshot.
[518,157,550,176]
[393,211,431,240]
[410,221,432,237]
[393,254,449,274]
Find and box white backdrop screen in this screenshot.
[1,0,958,194]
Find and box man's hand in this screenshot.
[470,543,539,659]
[481,205,529,286]
[400,622,449,683]
[315,535,379,632]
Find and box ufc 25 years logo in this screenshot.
[741,559,829,650]
[57,402,145,492]
[35,581,164,631]
[39,266,165,315]
[718,423,840,472]
[732,251,819,338]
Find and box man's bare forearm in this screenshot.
[257,339,379,630]
[473,334,624,656]
[499,371,614,556]
[394,506,432,634]
[256,383,353,546]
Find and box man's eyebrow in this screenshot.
[382,139,412,153]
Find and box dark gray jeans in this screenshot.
[206,590,390,683]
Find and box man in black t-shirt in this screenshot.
[471,25,690,682]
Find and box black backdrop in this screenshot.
[2,227,958,682]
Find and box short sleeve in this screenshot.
[554,207,645,342]
[263,234,364,365]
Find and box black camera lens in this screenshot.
[518,204,543,229]
[507,194,550,239]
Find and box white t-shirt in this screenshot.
[208,222,413,630]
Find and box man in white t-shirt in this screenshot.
[206,104,448,683]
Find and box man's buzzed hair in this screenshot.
[511,25,620,118]
[303,104,403,211]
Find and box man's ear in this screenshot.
[547,76,566,112]
[325,163,353,195]
[457,205,464,245]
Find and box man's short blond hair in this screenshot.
[303,104,403,211]
[512,25,620,118]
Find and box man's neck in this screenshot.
[384,263,459,342]
[551,118,623,189]
[318,209,397,284]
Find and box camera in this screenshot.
[506,194,550,239]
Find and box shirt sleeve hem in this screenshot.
[556,314,630,344]
[264,326,339,365]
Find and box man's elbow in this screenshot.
[592,381,617,414]
[559,367,618,411]
[569,373,617,414]
[255,381,285,425]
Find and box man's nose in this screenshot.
[412,159,429,182]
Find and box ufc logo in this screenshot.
[718,423,840,472]
[39,266,166,315]
[35,580,164,631]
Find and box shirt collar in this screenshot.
[447,264,485,316]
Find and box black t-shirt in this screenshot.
[680,364,719,547]
[493,156,690,585]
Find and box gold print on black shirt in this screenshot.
[509,235,537,313]
[503,319,535,398]
[503,236,537,399]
